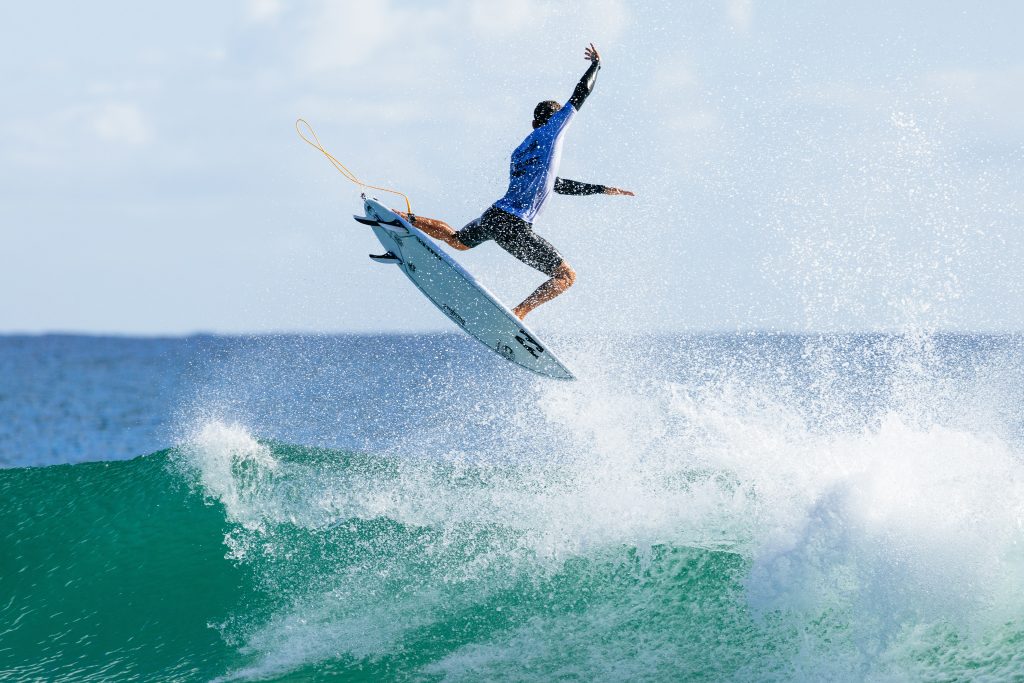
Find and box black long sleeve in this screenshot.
[568,60,601,110]
[554,177,606,196]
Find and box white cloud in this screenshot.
[85,79,161,97]
[465,0,628,43]
[577,0,630,43]
[811,67,1024,139]
[90,103,152,145]
[928,68,987,103]
[668,109,720,133]
[292,96,427,126]
[247,0,283,23]
[650,62,718,134]
[300,0,445,72]
[926,66,1024,129]
[205,46,227,62]
[467,0,541,36]
[726,0,754,34]
[805,82,897,112]
[652,62,700,92]
[301,1,387,71]
[2,101,153,169]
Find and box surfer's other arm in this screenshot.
[554,177,634,197]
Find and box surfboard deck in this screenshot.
[355,198,575,381]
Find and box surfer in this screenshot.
[396,43,634,320]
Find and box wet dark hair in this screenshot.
[533,100,562,129]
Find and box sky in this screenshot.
[1,0,1022,335]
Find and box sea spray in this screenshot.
[4,334,1023,680]
[188,335,1023,680]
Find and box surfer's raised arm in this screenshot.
[569,43,601,111]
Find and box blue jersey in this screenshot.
[493,101,577,224]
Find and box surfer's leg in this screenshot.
[513,261,576,320]
[490,218,574,318]
[395,212,470,250]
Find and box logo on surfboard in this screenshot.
[442,304,466,328]
[514,329,545,359]
[496,342,515,361]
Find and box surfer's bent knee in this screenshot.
[556,261,576,287]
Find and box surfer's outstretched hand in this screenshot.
[584,43,600,63]
[604,186,635,196]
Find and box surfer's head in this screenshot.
[533,100,562,129]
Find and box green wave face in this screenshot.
[3,419,1023,681]
[0,452,266,681]
[0,431,763,682]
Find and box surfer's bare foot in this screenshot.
[513,262,576,319]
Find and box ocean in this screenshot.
[2,332,1023,681]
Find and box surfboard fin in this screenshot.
[369,251,402,264]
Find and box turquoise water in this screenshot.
[2,333,1023,680]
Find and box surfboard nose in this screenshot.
[363,198,410,235]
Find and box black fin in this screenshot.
[369,251,401,264]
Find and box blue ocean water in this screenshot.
[0,334,522,468]
[2,332,1024,680]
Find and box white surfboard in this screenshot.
[355,197,575,381]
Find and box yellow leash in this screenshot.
[295,118,413,214]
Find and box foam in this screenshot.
[179,334,1024,679]
[180,420,279,530]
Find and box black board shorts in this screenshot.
[455,206,564,277]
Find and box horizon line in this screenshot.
[2,329,1023,339]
